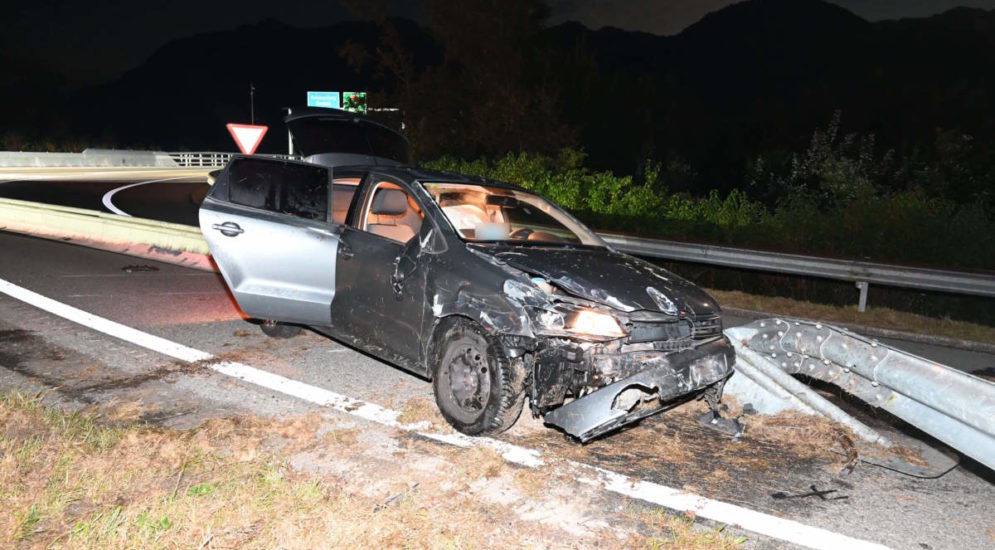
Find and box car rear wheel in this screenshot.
[259,320,302,339]
[432,319,525,436]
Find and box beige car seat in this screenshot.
[367,188,422,243]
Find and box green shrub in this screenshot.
[424,149,995,270]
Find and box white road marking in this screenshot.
[64,292,221,298]
[61,273,210,278]
[100,176,193,217]
[0,276,890,550]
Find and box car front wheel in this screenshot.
[432,319,525,436]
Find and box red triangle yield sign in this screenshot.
[226,123,268,155]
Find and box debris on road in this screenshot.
[373,483,420,513]
[771,485,849,501]
[121,264,159,272]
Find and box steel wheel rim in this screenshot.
[443,339,491,423]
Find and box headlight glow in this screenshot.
[508,278,627,340]
[566,309,625,338]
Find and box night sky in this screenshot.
[4,0,995,88]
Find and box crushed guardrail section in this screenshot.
[725,319,995,477]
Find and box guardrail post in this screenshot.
[855,281,869,312]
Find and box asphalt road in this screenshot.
[1,230,994,549]
[0,169,208,226]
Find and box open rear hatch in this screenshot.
[284,108,412,168]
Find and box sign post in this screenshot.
[226,123,268,155]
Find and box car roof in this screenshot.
[333,164,528,193]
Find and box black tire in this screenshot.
[431,318,526,436]
[259,320,302,339]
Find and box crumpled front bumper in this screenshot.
[543,336,735,442]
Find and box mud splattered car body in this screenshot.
[199,112,734,441]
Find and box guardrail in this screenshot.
[166,151,235,168]
[728,319,995,475]
[0,149,180,168]
[601,233,995,312]
[0,198,212,271]
[0,149,304,169]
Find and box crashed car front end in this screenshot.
[502,279,736,441]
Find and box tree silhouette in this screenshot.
[340,0,575,159]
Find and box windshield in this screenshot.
[423,183,605,247]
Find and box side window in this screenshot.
[228,158,329,221]
[332,179,361,225]
[360,182,424,244]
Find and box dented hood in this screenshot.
[481,245,720,316]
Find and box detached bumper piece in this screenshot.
[543,338,735,442]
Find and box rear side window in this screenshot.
[332,183,359,225]
[228,158,329,221]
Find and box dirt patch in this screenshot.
[503,399,856,514]
[0,329,205,407]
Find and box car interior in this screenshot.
[332,177,361,225]
[362,182,423,243]
[433,188,567,243]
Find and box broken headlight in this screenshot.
[564,308,626,338]
[504,279,627,340]
[531,305,626,340]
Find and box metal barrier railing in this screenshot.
[727,319,995,474]
[601,233,995,311]
[166,151,235,168]
[165,152,302,168]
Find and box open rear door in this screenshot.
[198,157,339,326]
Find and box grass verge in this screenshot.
[712,289,995,344]
[1,391,747,548]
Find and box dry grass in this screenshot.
[0,391,756,549]
[711,289,995,344]
[397,396,448,430]
[628,508,746,549]
[740,410,855,461]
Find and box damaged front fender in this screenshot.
[543,337,735,441]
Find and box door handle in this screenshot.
[338,241,354,260]
[212,222,243,237]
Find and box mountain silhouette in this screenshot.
[52,0,995,191]
[546,0,995,184]
[68,18,439,153]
